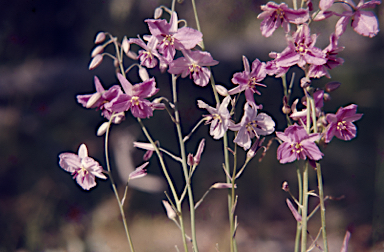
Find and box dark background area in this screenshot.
[0,0,383,251]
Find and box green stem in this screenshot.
[104,119,135,252]
[316,163,328,252]
[301,161,309,252]
[137,118,189,252]
[294,165,303,252]
[171,74,198,252]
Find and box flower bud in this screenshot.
[122,36,130,55]
[94,32,106,44]
[325,81,341,92]
[86,92,102,108]
[139,66,149,81]
[127,51,138,60]
[154,7,163,19]
[89,54,103,70]
[128,162,148,181]
[211,183,236,189]
[162,200,177,219]
[282,181,289,192]
[215,85,229,96]
[91,45,104,57]
[97,122,110,136]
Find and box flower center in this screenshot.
[246,120,258,133]
[337,121,347,130]
[292,142,303,153]
[131,96,140,106]
[295,43,307,55]
[163,35,175,46]
[213,113,222,122]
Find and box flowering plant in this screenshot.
[58,0,380,251]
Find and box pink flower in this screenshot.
[229,102,275,150]
[335,0,381,38]
[76,76,125,124]
[198,96,232,139]
[276,124,323,163]
[59,144,107,190]
[325,104,363,143]
[145,12,202,63]
[275,24,327,69]
[107,73,159,119]
[228,56,267,104]
[257,2,309,37]
[168,49,219,87]
[129,36,164,69]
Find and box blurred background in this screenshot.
[0,0,383,251]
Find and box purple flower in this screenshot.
[168,49,219,86]
[59,144,107,190]
[275,24,327,69]
[325,104,363,143]
[198,96,231,139]
[228,56,267,104]
[257,2,309,37]
[335,0,381,38]
[76,76,125,124]
[129,36,164,69]
[145,12,203,63]
[106,73,159,119]
[276,124,323,163]
[229,102,275,150]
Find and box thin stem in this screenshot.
[104,119,135,252]
[301,161,309,252]
[294,165,303,252]
[137,118,189,252]
[316,163,329,252]
[171,74,199,252]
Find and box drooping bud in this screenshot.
[97,122,110,136]
[94,32,106,44]
[154,7,163,19]
[91,45,104,57]
[122,36,130,55]
[86,92,102,108]
[127,51,138,60]
[282,181,289,192]
[211,182,236,189]
[133,142,156,151]
[89,54,103,70]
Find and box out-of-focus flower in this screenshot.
[106,73,159,119]
[229,102,275,150]
[59,144,107,190]
[198,96,231,139]
[324,104,363,143]
[290,90,324,125]
[168,49,218,87]
[145,11,202,63]
[276,124,323,163]
[228,56,267,105]
[335,0,381,38]
[257,2,309,37]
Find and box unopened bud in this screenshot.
[86,92,102,108]
[94,32,106,44]
[128,162,148,181]
[211,183,236,189]
[325,81,341,92]
[300,77,311,88]
[127,51,138,60]
[282,181,289,192]
[89,54,103,70]
[282,104,291,114]
[139,66,149,81]
[97,122,110,136]
[91,45,104,57]
[122,36,130,55]
[154,7,163,19]
[215,85,228,96]
[162,200,177,219]
[323,92,331,101]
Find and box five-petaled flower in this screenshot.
[198,96,232,139]
[107,73,160,119]
[145,11,203,63]
[257,2,309,37]
[276,124,323,163]
[59,144,107,190]
[324,104,363,143]
[168,49,219,86]
[228,56,267,105]
[229,102,275,150]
